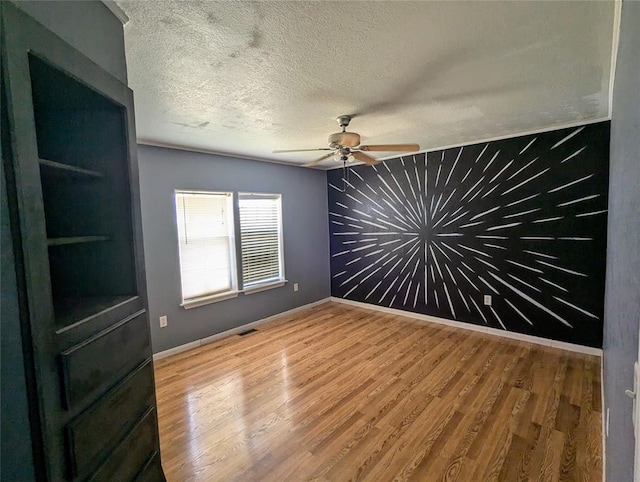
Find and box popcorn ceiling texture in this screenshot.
[118,1,615,166]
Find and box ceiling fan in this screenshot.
[273,115,420,167]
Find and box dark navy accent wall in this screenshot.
[328,122,609,348]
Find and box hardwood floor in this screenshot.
[154,302,602,481]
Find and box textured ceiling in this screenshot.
[118,1,615,168]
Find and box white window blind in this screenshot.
[239,193,284,288]
[175,191,236,301]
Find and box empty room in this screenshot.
[1,1,639,481]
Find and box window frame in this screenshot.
[238,192,286,293]
[173,190,287,310]
[174,190,239,309]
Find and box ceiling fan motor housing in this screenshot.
[328,131,361,148]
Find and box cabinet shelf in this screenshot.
[48,236,110,246]
[39,158,104,178]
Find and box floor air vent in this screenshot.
[238,328,258,336]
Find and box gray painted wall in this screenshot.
[137,145,331,353]
[1,2,127,480]
[13,1,127,84]
[604,1,640,481]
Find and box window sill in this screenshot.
[243,279,287,295]
[181,291,240,310]
[180,280,287,310]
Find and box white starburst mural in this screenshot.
[328,122,609,347]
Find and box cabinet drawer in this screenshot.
[89,408,159,482]
[65,361,155,477]
[60,310,150,409]
[134,452,165,482]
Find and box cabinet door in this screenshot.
[1,3,164,480]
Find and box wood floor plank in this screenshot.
[154,302,602,481]
[478,388,532,481]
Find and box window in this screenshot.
[175,191,237,305]
[239,193,285,290]
[174,190,286,308]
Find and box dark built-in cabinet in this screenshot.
[2,3,165,480]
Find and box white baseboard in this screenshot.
[152,298,331,361]
[330,297,603,357]
[154,295,602,360]
[153,340,201,360]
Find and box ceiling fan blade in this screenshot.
[353,151,379,166]
[359,144,420,152]
[273,148,332,153]
[303,151,335,167]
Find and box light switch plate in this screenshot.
[483,295,492,306]
[159,315,168,328]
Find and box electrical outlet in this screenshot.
[159,315,168,328]
[483,295,492,306]
[293,283,299,292]
[606,408,610,437]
